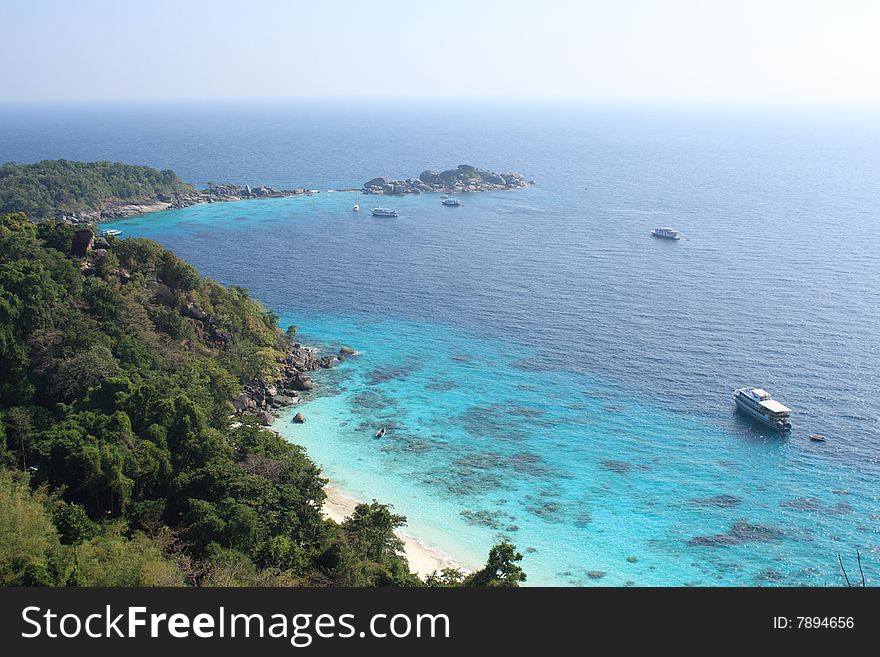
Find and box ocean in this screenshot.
[2,100,878,585]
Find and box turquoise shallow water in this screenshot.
[104,186,879,586]
[270,313,877,586]
[4,102,879,585]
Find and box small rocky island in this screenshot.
[363,165,529,195]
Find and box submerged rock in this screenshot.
[460,509,505,529]
[688,521,784,548]
[601,460,632,475]
[688,494,743,509]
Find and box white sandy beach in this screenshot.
[322,484,469,578]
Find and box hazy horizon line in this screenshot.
[2,95,880,112]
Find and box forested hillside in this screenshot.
[0,212,524,587]
[0,160,194,219]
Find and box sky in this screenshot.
[1,0,879,105]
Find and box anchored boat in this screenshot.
[371,208,398,217]
[651,227,680,240]
[99,228,121,237]
[734,387,792,430]
[442,198,462,207]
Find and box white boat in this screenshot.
[99,228,121,237]
[371,208,398,217]
[734,387,792,430]
[353,204,360,212]
[442,198,462,207]
[375,428,386,438]
[651,227,680,240]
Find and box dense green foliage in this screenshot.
[0,213,522,587]
[0,160,194,218]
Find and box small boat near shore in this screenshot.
[352,204,360,212]
[651,227,680,240]
[734,387,792,430]
[375,427,386,438]
[809,434,826,442]
[99,228,121,237]
[442,198,462,207]
[371,208,398,217]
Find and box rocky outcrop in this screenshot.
[181,302,209,322]
[71,228,94,257]
[293,412,306,424]
[228,341,344,423]
[148,281,176,307]
[256,410,275,426]
[288,373,314,391]
[364,165,528,195]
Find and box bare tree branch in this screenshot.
[838,553,852,587]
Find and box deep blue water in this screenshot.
[2,101,879,585]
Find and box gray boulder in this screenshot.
[181,302,209,322]
[257,410,275,426]
[71,229,94,257]
[289,374,314,391]
[149,281,176,307]
[230,393,250,414]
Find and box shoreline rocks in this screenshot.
[362,165,528,196]
[231,342,353,426]
[56,183,321,224]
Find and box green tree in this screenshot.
[464,542,526,587]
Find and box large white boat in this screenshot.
[99,228,121,237]
[734,388,792,430]
[441,198,462,207]
[371,208,398,217]
[651,227,680,240]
